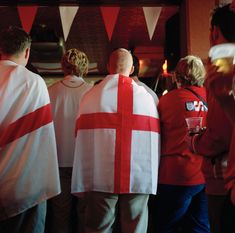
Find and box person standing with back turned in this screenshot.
[201,2,235,232]
[155,55,209,233]
[72,48,160,233]
[189,5,235,233]
[0,26,60,233]
[46,48,93,233]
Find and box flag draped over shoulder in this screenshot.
[72,74,160,194]
[0,60,60,220]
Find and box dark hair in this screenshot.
[0,26,31,55]
[211,4,235,42]
[130,54,140,77]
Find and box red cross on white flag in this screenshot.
[72,74,160,194]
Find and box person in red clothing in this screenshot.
[152,55,209,233]
[189,5,235,233]
[200,3,235,233]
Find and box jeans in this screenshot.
[152,184,210,233]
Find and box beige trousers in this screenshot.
[84,191,149,233]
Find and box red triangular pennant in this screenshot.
[100,7,120,41]
[18,6,38,33]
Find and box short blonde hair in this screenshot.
[108,48,133,76]
[175,55,205,87]
[61,48,89,77]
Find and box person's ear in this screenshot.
[210,26,219,44]
[24,47,30,60]
[129,65,134,75]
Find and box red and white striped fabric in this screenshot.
[0,60,60,220]
[72,74,160,194]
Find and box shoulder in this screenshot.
[18,65,44,82]
[158,88,187,112]
[191,86,207,96]
[79,84,96,102]
[159,88,179,102]
[13,66,47,91]
[83,81,93,90]
[15,66,51,102]
[48,80,62,91]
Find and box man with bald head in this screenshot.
[108,48,134,75]
[72,48,160,233]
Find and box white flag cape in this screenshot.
[0,60,60,220]
[72,74,160,194]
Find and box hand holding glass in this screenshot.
[208,43,235,98]
[185,117,203,135]
[209,43,235,75]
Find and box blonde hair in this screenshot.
[175,55,205,87]
[61,48,89,77]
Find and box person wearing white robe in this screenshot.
[0,26,60,233]
[72,48,160,233]
[46,48,93,233]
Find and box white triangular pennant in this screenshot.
[143,7,162,40]
[59,6,79,41]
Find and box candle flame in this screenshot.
[162,60,168,74]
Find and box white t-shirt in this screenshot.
[49,75,93,167]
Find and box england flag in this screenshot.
[72,74,160,195]
[0,61,60,220]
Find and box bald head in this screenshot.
[108,48,134,76]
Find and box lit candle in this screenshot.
[162,59,168,76]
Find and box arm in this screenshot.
[190,128,228,157]
[206,64,235,125]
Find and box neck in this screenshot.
[214,38,229,46]
[211,30,230,46]
[1,54,26,66]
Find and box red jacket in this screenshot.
[192,89,233,195]
[158,86,207,186]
